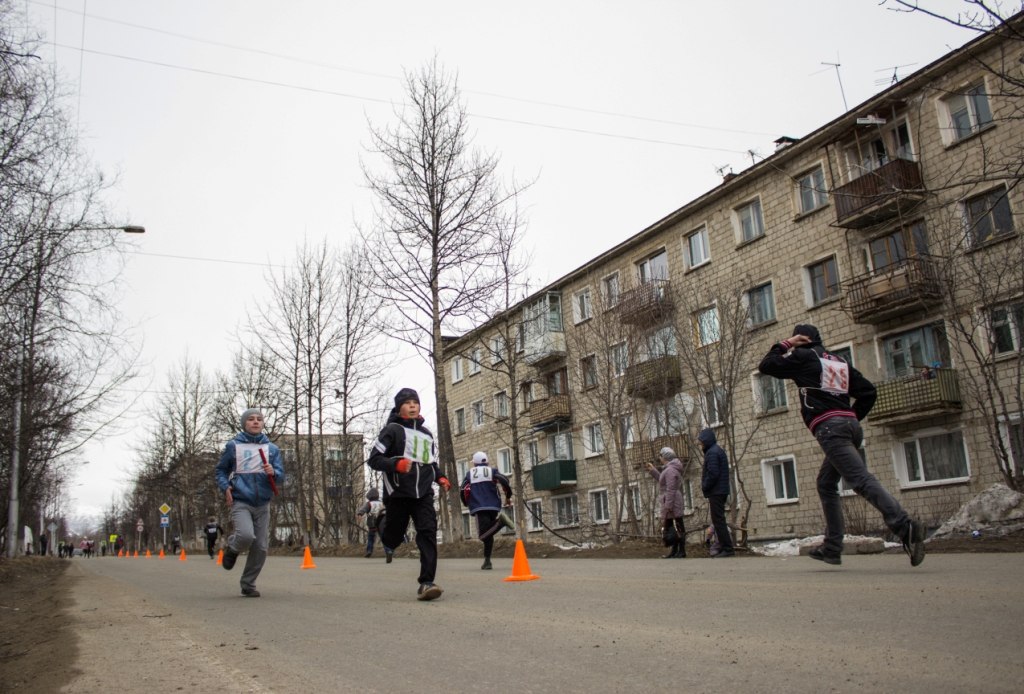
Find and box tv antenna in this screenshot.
[874,63,918,87]
[715,164,733,178]
[821,61,848,111]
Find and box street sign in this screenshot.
[136,521,144,533]
[160,515,169,528]
[159,503,171,515]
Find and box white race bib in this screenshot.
[402,427,433,465]
[819,356,849,395]
[235,443,268,474]
[469,466,494,485]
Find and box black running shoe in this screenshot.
[241,587,260,598]
[385,549,394,564]
[416,583,443,601]
[902,519,926,567]
[809,547,842,565]
[481,558,492,570]
[222,548,239,571]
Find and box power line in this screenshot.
[131,250,288,269]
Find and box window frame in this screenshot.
[896,429,971,488]
[941,79,994,144]
[580,354,599,390]
[572,287,593,324]
[496,447,512,475]
[746,281,777,327]
[753,372,788,415]
[471,399,485,428]
[468,348,482,375]
[601,272,621,308]
[583,421,605,458]
[694,305,721,346]
[454,407,466,435]
[762,456,800,505]
[494,391,509,420]
[806,255,841,306]
[796,165,828,214]
[527,499,543,532]
[590,488,611,524]
[684,224,711,269]
[735,197,765,244]
[990,300,1024,355]
[552,493,580,528]
[451,357,464,383]
[964,186,1015,248]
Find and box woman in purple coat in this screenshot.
[647,447,687,558]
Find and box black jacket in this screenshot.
[699,428,730,498]
[758,326,876,432]
[367,411,447,500]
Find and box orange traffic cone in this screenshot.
[216,549,224,565]
[133,550,139,558]
[179,549,187,561]
[145,549,152,558]
[117,549,123,557]
[503,539,539,582]
[300,545,316,570]
[158,548,165,559]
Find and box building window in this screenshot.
[494,391,509,419]
[461,510,471,537]
[620,484,643,521]
[747,282,776,327]
[468,348,481,375]
[553,494,580,527]
[590,489,610,524]
[583,422,604,457]
[637,250,669,283]
[754,373,787,413]
[735,198,765,243]
[807,256,840,305]
[898,431,969,486]
[523,293,563,339]
[580,355,598,390]
[610,342,628,377]
[497,448,512,475]
[797,166,828,214]
[524,440,539,471]
[685,225,710,269]
[649,395,686,438]
[830,345,854,366]
[942,80,993,142]
[763,456,799,504]
[549,430,573,460]
[573,288,593,324]
[882,323,948,378]
[451,357,463,383]
[454,408,465,435]
[491,336,507,365]
[456,459,470,481]
[618,413,635,449]
[694,306,721,346]
[1001,418,1023,475]
[704,385,726,427]
[681,479,694,512]
[868,221,928,272]
[602,272,620,307]
[991,301,1024,355]
[472,400,485,428]
[965,187,1014,247]
[527,499,543,531]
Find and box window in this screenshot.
[736,199,765,243]
[573,288,593,323]
[830,345,854,366]
[797,166,827,214]
[704,385,726,427]
[882,323,949,378]
[682,479,694,512]
[943,80,993,142]
[549,430,573,460]
[546,367,568,396]
[637,250,669,283]
[649,395,687,438]
[454,408,466,435]
[610,342,628,377]
[620,484,643,521]
[497,448,512,475]
[523,293,563,339]
[694,306,721,346]
[991,301,1024,355]
[456,459,470,482]
[527,500,543,531]
[763,456,799,504]
[755,373,787,413]
[520,380,535,412]
[451,357,464,383]
[898,431,969,486]
[491,336,507,364]
[1001,418,1023,474]
[617,413,635,449]
[580,355,598,390]
[590,489,610,524]
[494,391,509,419]
[641,325,677,360]
[807,256,840,305]
[685,225,710,269]
[524,440,539,471]
[868,221,928,272]
[845,120,914,178]
[461,510,471,537]
[965,187,1014,247]
[747,282,776,326]
[553,494,580,527]
[602,272,620,307]
[583,422,604,457]
[471,400,485,427]
[469,348,481,375]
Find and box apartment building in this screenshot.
[443,19,1023,546]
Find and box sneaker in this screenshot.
[902,519,926,567]
[416,583,443,601]
[712,549,735,558]
[241,587,260,598]
[808,547,842,565]
[498,511,515,531]
[222,549,239,571]
[385,549,394,564]
[481,558,492,570]
[364,552,372,558]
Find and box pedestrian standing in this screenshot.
[699,428,735,558]
[647,447,687,558]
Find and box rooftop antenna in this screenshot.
[714,164,733,177]
[821,60,848,112]
[874,63,918,87]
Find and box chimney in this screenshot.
[774,136,798,151]
[722,172,739,183]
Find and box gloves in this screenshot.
[394,457,412,474]
[437,476,451,492]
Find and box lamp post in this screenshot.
[5,224,145,559]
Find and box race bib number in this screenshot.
[470,466,494,485]
[403,428,433,465]
[819,356,849,395]
[235,443,268,474]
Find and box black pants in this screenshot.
[206,536,217,557]
[380,496,438,584]
[707,495,734,552]
[475,510,499,558]
[664,516,686,556]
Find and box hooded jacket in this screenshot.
[461,462,512,514]
[215,431,285,507]
[699,428,730,498]
[758,324,876,432]
[367,411,447,500]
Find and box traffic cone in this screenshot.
[300,545,316,570]
[216,549,223,565]
[133,550,139,558]
[158,548,165,559]
[117,549,123,557]
[179,549,187,561]
[503,539,539,582]
[145,549,152,558]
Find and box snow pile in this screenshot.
[932,483,1024,537]
[752,534,891,557]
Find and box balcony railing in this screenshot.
[625,434,691,469]
[616,279,674,325]
[870,367,962,424]
[841,257,944,324]
[625,355,683,399]
[833,158,927,229]
[529,394,571,430]
[532,459,577,491]
[523,329,566,367]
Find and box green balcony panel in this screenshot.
[532,459,577,491]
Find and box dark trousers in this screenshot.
[664,516,686,556]
[475,510,498,558]
[380,496,438,584]
[707,495,734,552]
[206,536,217,558]
[365,528,377,554]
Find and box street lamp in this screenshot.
[5,223,145,558]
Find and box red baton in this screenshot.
[258,448,279,496]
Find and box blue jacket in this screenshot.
[215,431,285,507]
[461,463,512,514]
[699,428,730,498]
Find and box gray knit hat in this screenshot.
[659,447,677,460]
[240,407,264,431]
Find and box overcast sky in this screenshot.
[21,0,977,521]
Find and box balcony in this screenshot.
[532,459,577,491]
[833,158,927,229]
[529,394,571,431]
[523,330,566,367]
[625,434,691,469]
[625,355,683,399]
[869,368,962,424]
[616,280,674,325]
[841,257,944,324]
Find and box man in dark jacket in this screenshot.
[699,428,735,558]
[758,324,925,567]
[367,388,452,601]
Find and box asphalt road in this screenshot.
[64,551,1023,693]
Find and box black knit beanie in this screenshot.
[394,388,420,410]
